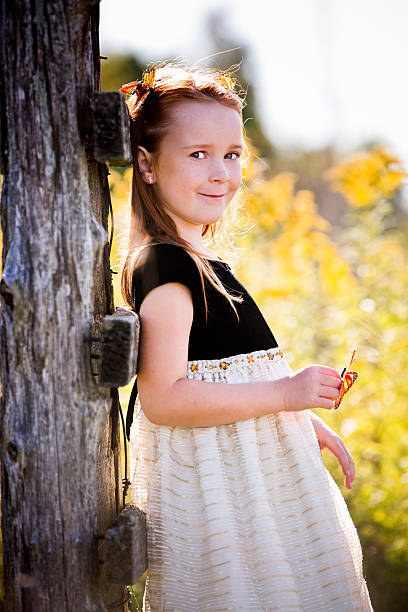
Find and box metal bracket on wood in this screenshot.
[90,91,132,166]
[103,504,148,585]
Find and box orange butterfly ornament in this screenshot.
[120,64,157,110]
[217,73,236,90]
[334,348,358,410]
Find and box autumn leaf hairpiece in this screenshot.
[334,348,358,410]
[120,64,157,110]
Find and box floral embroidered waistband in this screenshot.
[188,347,284,373]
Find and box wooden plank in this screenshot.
[91,92,132,166]
[103,505,147,585]
[99,307,139,388]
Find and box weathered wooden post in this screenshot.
[0,1,143,609]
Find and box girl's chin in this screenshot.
[201,212,225,225]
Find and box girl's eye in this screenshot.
[190,151,241,160]
[226,152,241,160]
[191,151,206,159]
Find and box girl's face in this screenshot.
[150,100,243,235]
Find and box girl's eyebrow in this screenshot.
[182,143,243,150]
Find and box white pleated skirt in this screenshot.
[129,347,373,612]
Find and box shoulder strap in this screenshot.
[126,376,138,441]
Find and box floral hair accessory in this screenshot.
[334,348,358,410]
[120,64,157,111]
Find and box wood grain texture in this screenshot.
[99,308,139,388]
[104,505,147,585]
[91,92,132,166]
[0,1,128,609]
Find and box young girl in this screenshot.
[120,62,373,612]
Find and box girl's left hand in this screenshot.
[309,412,356,489]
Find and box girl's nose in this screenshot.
[209,161,229,183]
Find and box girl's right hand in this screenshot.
[281,365,342,412]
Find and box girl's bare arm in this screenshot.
[137,283,341,427]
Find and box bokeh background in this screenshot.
[100,1,408,609]
[1,1,407,610]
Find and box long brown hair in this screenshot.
[120,61,249,323]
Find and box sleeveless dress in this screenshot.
[129,243,373,612]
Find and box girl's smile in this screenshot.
[141,100,243,243]
[198,193,227,200]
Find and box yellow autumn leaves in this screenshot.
[233,147,406,306]
[325,146,407,206]
[236,171,353,299]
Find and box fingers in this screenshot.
[317,365,342,379]
[319,373,342,403]
[344,462,356,489]
[288,364,345,412]
[315,397,337,410]
[320,374,342,389]
[320,385,342,401]
[345,452,356,485]
[323,435,356,489]
[342,452,355,489]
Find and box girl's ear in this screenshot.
[137,146,156,184]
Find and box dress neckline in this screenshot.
[147,243,229,266]
[199,252,227,264]
[205,258,231,268]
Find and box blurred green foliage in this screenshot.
[101,53,146,93]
